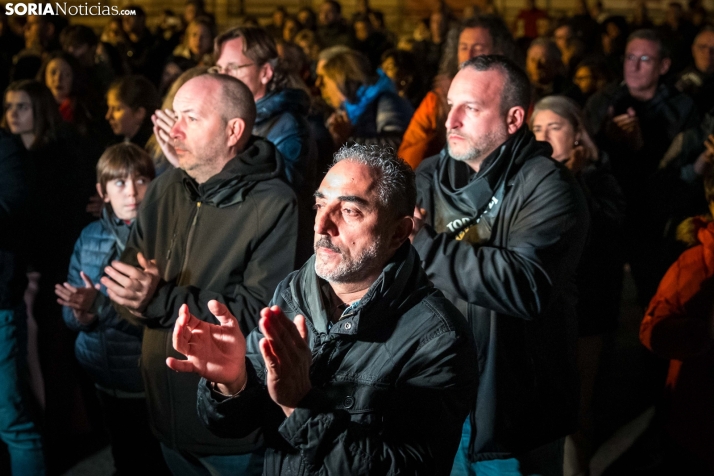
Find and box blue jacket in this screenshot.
[62,209,144,393]
[343,69,414,149]
[254,87,315,190]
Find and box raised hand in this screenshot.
[152,108,180,168]
[258,306,312,417]
[326,110,353,146]
[167,301,248,394]
[101,252,160,315]
[694,134,714,176]
[55,271,100,324]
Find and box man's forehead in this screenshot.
[317,161,379,200]
[218,37,246,62]
[174,77,218,109]
[626,38,658,53]
[449,68,504,101]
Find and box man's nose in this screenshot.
[314,208,336,235]
[170,117,183,139]
[445,108,460,131]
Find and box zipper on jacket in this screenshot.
[178,202,201,284]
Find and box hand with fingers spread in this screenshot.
[152,108,180,168]
[55,271,100,324]
[166,301,248,394]
[259,306,312,417]
[101,252,160,316]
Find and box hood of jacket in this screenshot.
[431,126,552,237]
[255,88,310,124]
[180,136,284,208]
[343,69,397,125]
[286,242,432,336]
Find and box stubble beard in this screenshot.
[447,129,503,163]
[314,235,384,284]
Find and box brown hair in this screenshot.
[96,142,156,195]
[214,26,289,92]
[2,80,62,150]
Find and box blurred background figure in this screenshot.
[531,96,626,476]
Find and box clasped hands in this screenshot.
[607,106,644,150]
[100,252,160,317]
[166,301,312,418]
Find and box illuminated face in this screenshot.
[45,58,73,103]
[457,27,495,64]
[316,60,346,109]
[4,90,34,136]
[445,67,510,164]
[313,160,391,284]
[101,174,151,220]
[170,78,230,180]
[188,22,213,57]
[105,88,146,139]
[531,109,577,163]
[215,37,268,101]
[693,30,714,74]
[624,38,667,94]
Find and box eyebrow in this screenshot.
[314,191,372,208]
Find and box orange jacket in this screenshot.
[640,217,714,469]
[398,76,451,170]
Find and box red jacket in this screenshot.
[640,217,714,469]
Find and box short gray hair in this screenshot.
[332,144,416,219]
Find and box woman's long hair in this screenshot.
[2,80,62,150]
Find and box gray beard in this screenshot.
[314,236,383,284]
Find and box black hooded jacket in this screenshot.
[120,136,298,454]
[413,127,590,460]
[197,243,479,475]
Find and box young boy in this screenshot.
[54,143,167,474]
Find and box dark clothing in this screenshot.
[354,31,393,70]
[317,21,353,48]
[343,70,414,149]
[413,127,590,460]
[675,66,714,115]
[254,88,314,190]
[574,156,627,336]
[584,82,698,304]
[0,131,30,309]
[197,244,479,475]
[120,137,299,454]
[62,210,144,393]
[531,75,583,105]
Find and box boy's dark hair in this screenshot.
[97,143,156,195]
[108,75,160,114]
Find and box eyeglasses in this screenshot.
[625,54,657,64]
[208,62,255,75]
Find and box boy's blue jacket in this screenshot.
[62,208,144,393]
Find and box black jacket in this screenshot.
[413,127,590,460]
[0,130,29,308]
[197,243,479,475]
[120,137,298,454]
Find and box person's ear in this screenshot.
[506,106,525,135]
[659,57,672,76]
[96,183,109,202]
[390,215,414,250]
[226,117,247,148]
[260,62,274,86]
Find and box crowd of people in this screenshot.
[1,0,714,474]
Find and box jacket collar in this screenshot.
[286,242,431,336]
[181,136,283,207]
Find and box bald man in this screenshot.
[102,74,298,474]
